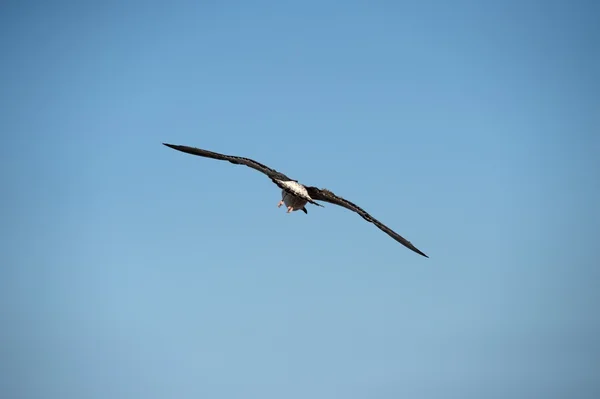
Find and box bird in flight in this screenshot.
[163,143,428,258]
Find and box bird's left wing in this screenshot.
[163,143,292,181]
[305,186,429,257]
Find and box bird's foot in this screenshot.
[277,200,284,208]
[287,206,293,213]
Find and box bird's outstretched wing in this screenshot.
[163,143,323,206]
[305,186,429,257]
[163,143,293,181]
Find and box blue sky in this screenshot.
[1,1,598,398]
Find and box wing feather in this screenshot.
[305,186,428,257]
[163,143,292,181]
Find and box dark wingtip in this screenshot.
[405,241,429,258]
[163,143,187,153]
[414,248,429,258]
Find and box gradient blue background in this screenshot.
[1,1,599,398]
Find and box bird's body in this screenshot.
[163,142,429,258]
[276,180,310,213]
[279,189,308,213]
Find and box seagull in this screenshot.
[163,143,428,257]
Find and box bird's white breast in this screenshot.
[281,189,308,209]
[277,180,310,199]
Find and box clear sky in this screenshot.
[1,1,599,398]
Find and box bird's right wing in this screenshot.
[163,143,292,181]
[305,186,428,257]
